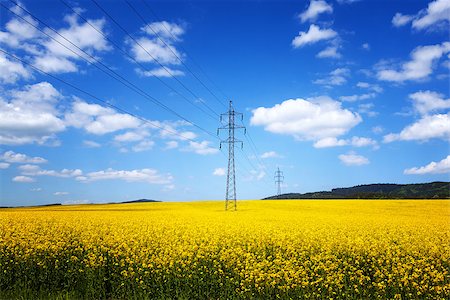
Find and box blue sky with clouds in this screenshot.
[0,0,449,206]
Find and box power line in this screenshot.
[90,0,220,119]
[5,0,218,140]
[139,0,228,108]
[0,48,200,143]
[56,0,218,123]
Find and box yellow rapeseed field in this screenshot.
[0,200,449,299]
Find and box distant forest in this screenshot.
[264,182,450,200]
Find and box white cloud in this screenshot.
[340,93,377,102]
[372,126,384,134]
[362,43,370,50]
[260,151,281,159]
[114,131,149,142]
[131,37,182,64]
[409,90,450,115]
[34,15,110,73]
[141,21,185,42]
[412,0,450,30]
[314,136,377,148]
[356,82,383,93]
[299,0,333,23]
[404,155,450,175]
[316,46,341,59]
[213,167,226,176]
[0,82,65,145]
[0,162,10,169]
[165,141,178,149]
[13,175,35,183]
[0,10,41,49]
[392,13,414,27]
[30,187,42,192]
[0,7,110,74]
[314,137,347,148]
[131,140,155,152]
[251,97,361,142]
[292,24,337,48]
[65,100,141,135]
[54,191,69,196]
[136,67,184,77]
[83,140,101,148]
[0,52,31,84]
[0,150,47,164]
[184,141,218,155]
[77,168,173,184]
[34,55,78,73]
[336,0,360,4]
[358,103,378,117]
[377,42,450,82]
[314,68,350,86]
[384,113,450,142]
[129,21,185,78]
[338,152,369,166]
[19,164,82,177]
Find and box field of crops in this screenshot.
[0,200,449,299]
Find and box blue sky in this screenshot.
[0,0,449,206]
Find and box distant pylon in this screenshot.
[274,167,284,197]
[218,101,246,210]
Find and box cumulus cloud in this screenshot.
[213,168,226,176]
[83,140,101,148]
[0,82,65,145]
[316,46,341,59]
[384,113,450,142]
[392,0,450,30]
[313,68,350,86]
[314,136,377,148]
[165,141,179,150]
[142,21,185,41]
[392,13,415,27]
[251,97,361,143]
[0,150,47,164]
[377,42,450,82]
[129,21,185,77]
[260,151,281,159]
[19,164,82,177]
[0,3,110,74]
[65,100,141,135]
[338,152,369,166]
[0,162,10,169]
[54,191,69,196]
[413,0,450,30]
[299,0,333,23]
[183,141,218,155]
[292,24,337,48]
[356,82,383,93]
[131,140,155,152]
[76,168,173,184]
[404,155,450,175]
[340,93,377,102]
[0,52,31,84]
[409,90,450,115]
[12,175,35,183]
[136,67,185,77]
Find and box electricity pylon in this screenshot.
[274,167,284,197]
[218,101,246,211]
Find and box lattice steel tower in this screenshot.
[218,101,246,210]
[274,167,284,196]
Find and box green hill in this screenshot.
[264,182,450,200]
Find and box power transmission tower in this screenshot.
[218,101,246,211]
[274,167,284,197]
